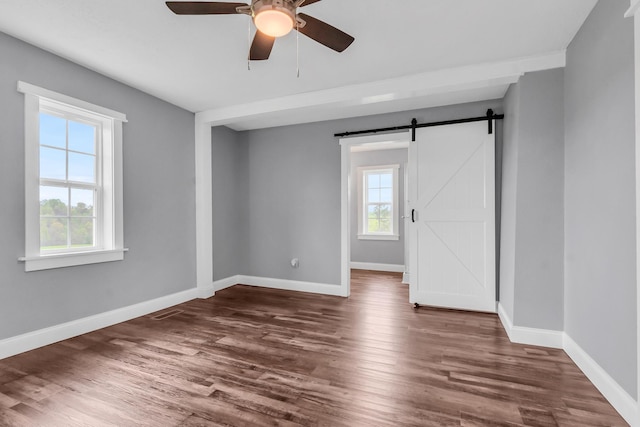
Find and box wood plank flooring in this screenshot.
[0,270,628,426]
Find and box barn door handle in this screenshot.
[411,209,416,223]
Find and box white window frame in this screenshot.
[18,81,127,271]
[357,164,400,241]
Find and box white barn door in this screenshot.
[409,121,495,312]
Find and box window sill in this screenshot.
[357,234,399,241]
[19,248,128,272]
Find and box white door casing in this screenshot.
[409,121,496,312]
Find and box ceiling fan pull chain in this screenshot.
[296,20,300,78]
[247,20,251,71]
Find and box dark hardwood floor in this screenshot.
[0,270,628,426]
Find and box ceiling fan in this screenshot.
[166,0,355,60]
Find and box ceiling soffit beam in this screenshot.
[196,51,566,127]
[626,0,640,17]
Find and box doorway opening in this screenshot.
[339,132,411,297]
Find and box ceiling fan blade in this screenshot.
[299,0,322,6]
[166,2,247,15]
[249,30,276,60]
[296,13,354,53]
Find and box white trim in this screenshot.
[564,334,638,426]
[357,234,399,241]
[350,262,405,273]
[213,275,241,292]
[633,8,640,425]
[20,248,128,272]
[626,0,640,18]
[240,275,344,296]
[497,303,563,349]
[401,272,410,284]
[17,81,127,122]
[351,141,410,152]
[340,142,352,298]
[197,274,346,297]
[340,132,413,147]
[195,118,214,294]
[197,283,215,299]
[0,287,199,360]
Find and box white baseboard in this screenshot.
[239,275,344,296]
[402,272,410,284]
[213,275,241,292]
[0,274,345,361]
[563,334,638,426]
[497,303,637,425]
[0,287,199,360]
[497,303,564,349]
[350,262,405,273]
[198,284,215,299]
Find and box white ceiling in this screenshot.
[0,0,597,130]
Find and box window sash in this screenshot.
[357,165,400,239]
[364,169,394,235]
[38,105,104,254]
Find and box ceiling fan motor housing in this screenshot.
[252,0,296,21]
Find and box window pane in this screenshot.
[40,186,68,216]
[70,218,94,247]
[367,205,379,219]
[71,188,94,216]
[40,146,66,180]
[379,219,391,233]
[68,152,95,183]
[40,218,68,249]
[368,218,380,233]
[367,173,381,189]
[379,204,392,219]
[39,113,66,148]
[368,189,380,203]
[380,188,392,203]
[379,173,392,188]
[68,121,96,154]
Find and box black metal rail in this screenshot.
[334,109,504,141]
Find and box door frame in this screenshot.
[339,131,412,297]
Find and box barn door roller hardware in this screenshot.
[334,109,504,141]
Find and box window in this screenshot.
[18,81,127,271]
[357,165,399,240]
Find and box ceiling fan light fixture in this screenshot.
[254,9,294,37]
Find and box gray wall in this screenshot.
[350,148,408,266]
[211,126,249,281]
[245,121,342,284]
[500,69,565,331]
[515,69,565,330]
[238,100,502,285]
[0,32,196,340]
[564,0,637,398]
